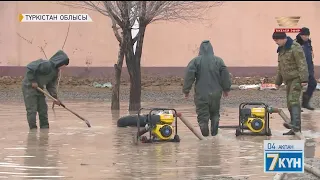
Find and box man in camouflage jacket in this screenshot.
[273,32,309,135]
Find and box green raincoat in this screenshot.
[183,40,231,136]
[22,50,69,129]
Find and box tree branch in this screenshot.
[39,46,48,59]
[139,1,147,24]
[112,19,122,43]
[17,33,33,44]
[55,20,71,109]
[146,1,224,24]
[62,22,71,50]
[58,1,222,54]
[17,32,48,59]
[60,1,222,26]
[102,1,124,27]
[56,1,99,12]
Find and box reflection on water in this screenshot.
[195,138,222,179]
[0,101,319,179]
[22,129,62,179]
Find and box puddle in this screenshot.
[0,101,320,179]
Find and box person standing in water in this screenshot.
[22,50,70,130]
[273,32,309,135]
[183,40,231,137]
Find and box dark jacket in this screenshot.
[295,34,314,75]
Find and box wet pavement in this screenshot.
[0,101,320,179]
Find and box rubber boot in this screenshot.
[283,129,295,135]
[211,118,219,136]
[284,105,302,134]
[40,125,49,129]
[39,113,49,129]
[29,125,38,130]
[283,108,295,135]
[199,123,209,137]
[302,92,315,110]
[291,105,302,133]
[27,112,38,130]
[39,108,49,129]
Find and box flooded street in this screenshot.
[0,101,320,179]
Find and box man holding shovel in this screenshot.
[183,40,231,137]
[22,50,70,130]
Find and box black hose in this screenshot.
[219,125,239,129]
[117,114,241,130]
[117,114,148,127]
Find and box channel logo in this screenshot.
[264,140,304,173]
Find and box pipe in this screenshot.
[176,113,206,140]
[137,127,149,137]
[270,108,304,140]
[273,173,285,180]
[304,163,320,178]
[133,127,149,145]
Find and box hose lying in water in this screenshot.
[271,108,320,180]
[117,114,239,129]
[117,113,206,140]
[117,114,148,127]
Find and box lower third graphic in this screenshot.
[264,140,304,173]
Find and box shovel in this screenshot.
[36,87,91,128]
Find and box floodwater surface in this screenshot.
[0,101,320,180]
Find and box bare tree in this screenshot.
[111,21,125,110]
[59,1,223,111]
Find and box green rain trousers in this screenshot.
[195,91,222,136]
[22,87,49,129]
[183,40,231,136]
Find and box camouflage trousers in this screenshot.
[286,78,302,109]
[22,86,49,129]
[194,91,222,136]
[284,78,303,131]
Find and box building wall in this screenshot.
[0,1,320,68]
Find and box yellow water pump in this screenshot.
[136,108,180,143]
[235,102,272,136]
[151,113,175,140]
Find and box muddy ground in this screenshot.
[1,75,320,109]
[0,74,276,87]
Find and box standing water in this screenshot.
[0,101,320,179]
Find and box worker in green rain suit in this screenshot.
[183,40,232,136]
[22,50,70,130]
